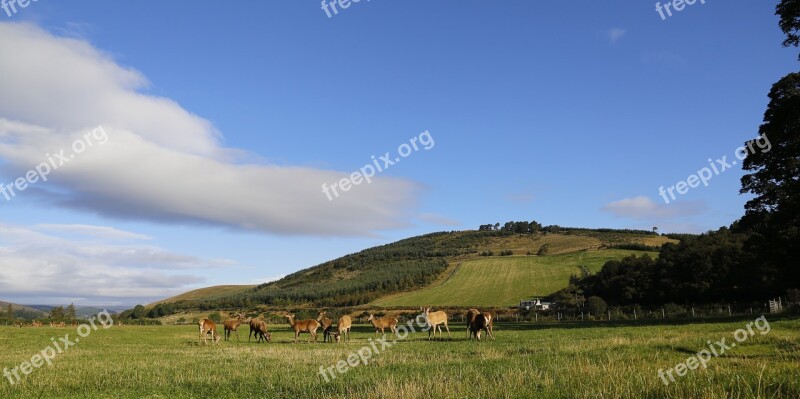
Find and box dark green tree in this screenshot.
[585,296,608,316]
[50,306,64,321]
[65,303,77,320]
[132,305,147,319]
[739,72,800,292]
[777,0,800,56]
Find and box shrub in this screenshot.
[537,244,550,256]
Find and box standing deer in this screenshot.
[367,314,398,338]
[337,315,352,342]
[423,307,451,340]
[317,311,335,343]
[481,311,495,340]
[466,308,481,339]
[199,319,221,344]
[284,314,321,344]
[224,313,246,342]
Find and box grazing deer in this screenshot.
[367,314,398,338]
[337,315,352,342]
[284,314,321,344]
[466,309,481,339]
[470,313,490,341]
[248,316,264,342]
[223,313,246,342]
[317,311,335,343]
[199,319,221,344]
[423,307,451,340]
[331,331,341,344]
[251,320,271,343]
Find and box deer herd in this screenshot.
[197,307,495,345]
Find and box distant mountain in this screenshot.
[26,305,123,318]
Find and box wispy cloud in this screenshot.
[607,28,626,43]
[34,224,153,241]
[601,196,706,220]
[0,23,419,237]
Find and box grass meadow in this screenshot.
[1,316,799,398]
[374,250,657,307]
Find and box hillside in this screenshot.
[149,285,256,306]
[0,301,46,318]
[155,227,677,309]
[372,249,657,307]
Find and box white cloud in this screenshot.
[607,28,626,43]
[0,223,235,306]
[601,196,706,220]
[0,22,419,237]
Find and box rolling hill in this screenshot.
[150,285,256,306]
[154,227,677,309]
[372,249,657,307]
[0,301,47,318]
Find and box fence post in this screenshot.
[662,309,665,319]
[608,311,611,321]
[633,310,636,320]
[728,306,731,317]
[691,307,695,318]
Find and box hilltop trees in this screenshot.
[478,220,542,234]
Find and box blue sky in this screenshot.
[0,1,796,306]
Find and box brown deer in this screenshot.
[481,311,495,340]
[223,313,246,341]
[337,315,352,342]
[466,309,481,338]
[367,314,398,337]
[317,311,335,343]
[251,319,271,343]
[284,314,321,344]
[423,307,451,340]
[199,319,221,344]
[248,316,264,342]
[470,313,490,341]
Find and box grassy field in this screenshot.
[373,250,656,307]
[1,316,798,398]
